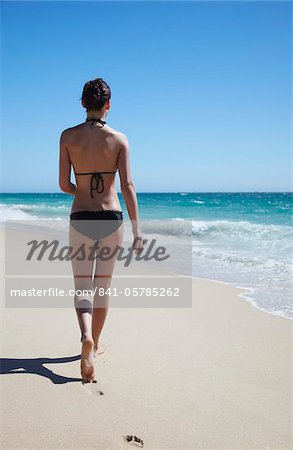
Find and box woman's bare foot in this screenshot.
[81,335,95,383]
[94,342,105,357]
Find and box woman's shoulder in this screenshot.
[104,126,129,146]
[62,123,127,136]
[60,124,128,149]
[105,125,127,137]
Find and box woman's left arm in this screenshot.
[59,130,76,195]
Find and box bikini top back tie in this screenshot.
[75,171,117,198]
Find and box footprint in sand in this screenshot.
[82,380,104,396]
[123,435,144,447]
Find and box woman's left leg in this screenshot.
[69,224,97,382]
[92,222,124,354]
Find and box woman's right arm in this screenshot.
[117,134,143,248]
[59,130,76,195]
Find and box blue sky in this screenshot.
[1,1,292,192]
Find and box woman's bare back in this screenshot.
[62,120,124,213]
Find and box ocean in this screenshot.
[1,192,292,320]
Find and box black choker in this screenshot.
[86,117,106,128]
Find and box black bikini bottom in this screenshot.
[69,210,124,241]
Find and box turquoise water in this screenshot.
[0,192,292,224]
[1,192,292,319]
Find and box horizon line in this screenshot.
[0,191,292,195]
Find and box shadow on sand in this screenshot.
[0,354,82,384]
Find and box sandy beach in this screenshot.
[0,228,292,450]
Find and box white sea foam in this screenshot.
[139,218,293,320]
[0,204,39,220]
[140,218,292,244]
[0,203,69,221]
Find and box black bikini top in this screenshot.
[75,117,116,198]
[75,170,117,198]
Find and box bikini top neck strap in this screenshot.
[86,117,106,128]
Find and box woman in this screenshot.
[59,77,143,383]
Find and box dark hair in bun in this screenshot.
[81,78,111,111]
